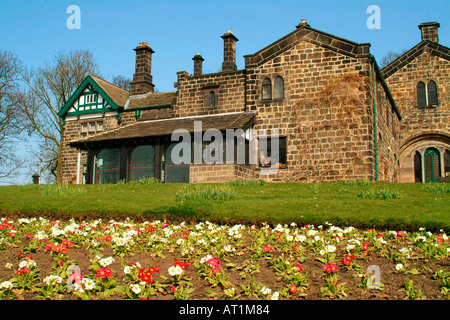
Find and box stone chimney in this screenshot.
[296,18,310,28]
[130,42,155,95]
[221,30,239,72]
[418,22,440,43]
[192,52,204,76]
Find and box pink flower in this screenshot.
[289,284,298,294]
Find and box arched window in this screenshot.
[127,145,155,182]
[427,80,438,106]
[417,82,426,107]
[209,91,216,109]
[424,147,441,183]
[262,78,272,100]
[94,148,121,184]
[274,76,284,99]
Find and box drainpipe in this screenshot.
[370,55,378,181]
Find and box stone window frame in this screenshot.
[202,84,220,109]
[261,78,272,101]
[416,79,439,108]
[258,135,288,169]
[260,75,286,103]
[80,120,104,135]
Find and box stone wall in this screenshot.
[384,48,450,182]
[243,37,399,182]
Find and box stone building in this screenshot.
[58,19,404,185]
[382,22,450,183]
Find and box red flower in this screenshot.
[324,263,338,274]
[341,257,352,266]
[171,285,176,293]
[362,242,370,250]
[174,259,189,270]
[294,264,303,272]
[96,267,112,278]
[16,268,31,275]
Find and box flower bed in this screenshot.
[0,216,449,300]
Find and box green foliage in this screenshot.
[40,185,88,196]
[175,184,236,202]
[421,183,450,194]
[226,178,266,186]
[358,188,401,200]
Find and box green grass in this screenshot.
[1,181,449,231]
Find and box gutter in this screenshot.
[370,56,378,181]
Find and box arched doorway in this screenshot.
[424,148,440,183]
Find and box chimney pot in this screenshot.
[192,52,204,76]
[296,18,310,28]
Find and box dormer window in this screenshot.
[85,94,97,104]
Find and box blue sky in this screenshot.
[1,0,449,184]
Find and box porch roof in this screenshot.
[70,111,257,147]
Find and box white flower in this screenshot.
[200,255,213,264]
[414,236,426,243]
[0,281,13,290]
[260,287,271,295]
[286,235,293,242]
[130,283,142,295]
[5,263,12,269]
[99,256,115,267]
[295,235,306,242]
[174,265,183,275]
[168,266,177,276]
[271,291,280,300]
[325,245,336,253]
[176,238,185,245]
[346,244,355,252]
[82,278,95,291]
[395,263,404,271]
[124,266,133,274]
[43,275,63,285]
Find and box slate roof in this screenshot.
[70,111,256,146]
[381,41,450,79]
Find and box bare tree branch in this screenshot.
[17,49,99,183]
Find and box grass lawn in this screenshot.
[1,180,449,231]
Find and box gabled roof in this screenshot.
[381,40,450,79]
[58,74,130,117]
[126,91,177,110]
[70,111,256,146]
[244,23,371,67]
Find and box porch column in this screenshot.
[76,150,81,184]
